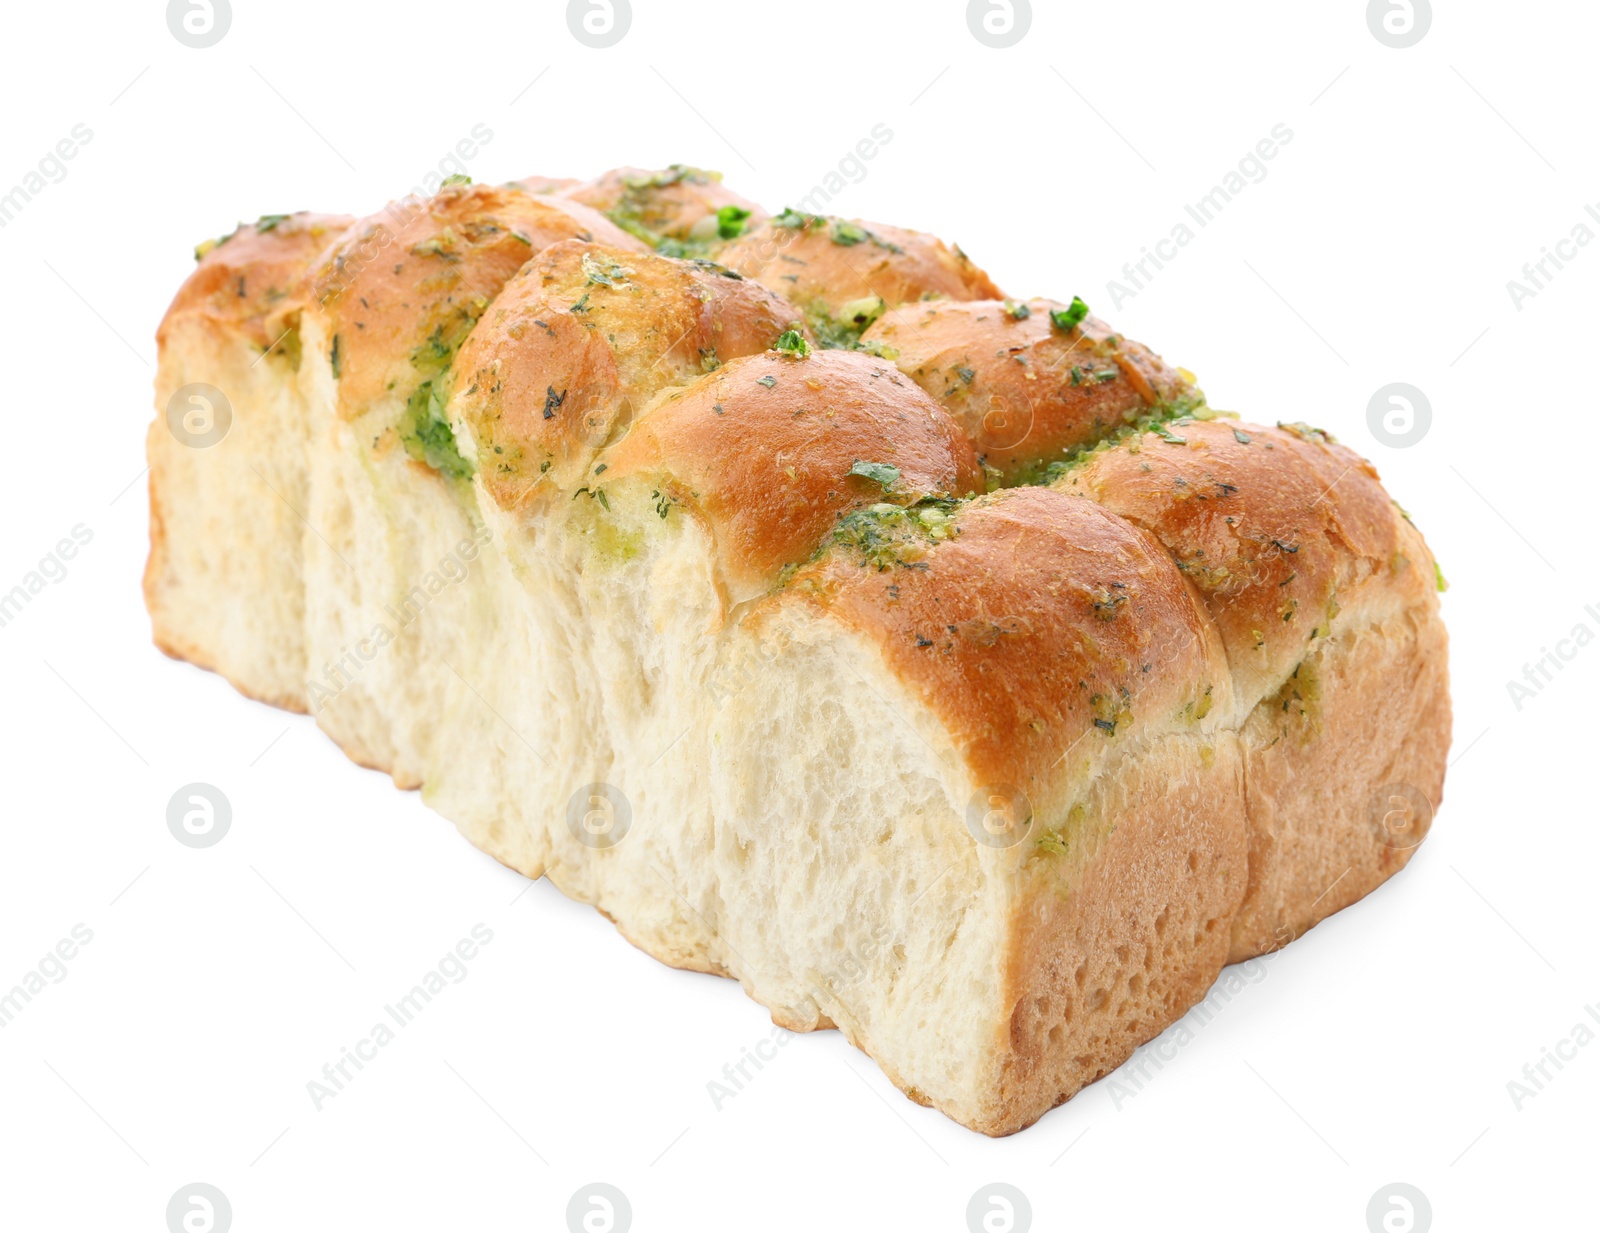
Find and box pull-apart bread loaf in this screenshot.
[147,166,1449,1135]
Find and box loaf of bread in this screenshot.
[145,165,1449,1135]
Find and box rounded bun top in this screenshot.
[161,211,353,352]
[604,348,984,602]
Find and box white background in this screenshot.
[0,1,1595,1230]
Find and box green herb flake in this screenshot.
[1036,831,1070,856]
[193,229,235,261]
[1003,299,1032,320]
[772,329,811,358]
[848,460,901,489]
[1277,420,1334,444]
[330,334,343,378]
[256,214,291,232]
[441,173,472,187]
[581,253,632,288]
[829,497,959,571]
[773,207,823,230]
[756,374,777,389]
[831,220,868,246]
[401,379,471,480]
[716,204,752,239]
[1049,296,1090,333]
[1233,427,1252,445]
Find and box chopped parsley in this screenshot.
[756,374,776,388]
[441,173,472,187]
[716,204,752,239]
[773,207,824,230]
[256,214,291,232]
[1049,296,1090,332]
[581,253,632,287]
[1003,299,1032,320]
[401,380,472,479]
[831,219,869,246]
[772,329,811,358]
[848,460,901,489]
[193,229,235,261]
[829,499,959,571]
[1277,421,1334,444]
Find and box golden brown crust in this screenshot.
[312,183,648,415]
[778,485,1228,802]
[1229,596,1448,960]
[864,300,1194,483]
[1062,418,1432,709]
[451,242,806,507]
[993,730,1247,1134]
[604,349,983,601]
[158,211,353,351]
[1058,418,1448,960]
[718,215,1003,325]
[564,164,767,246]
